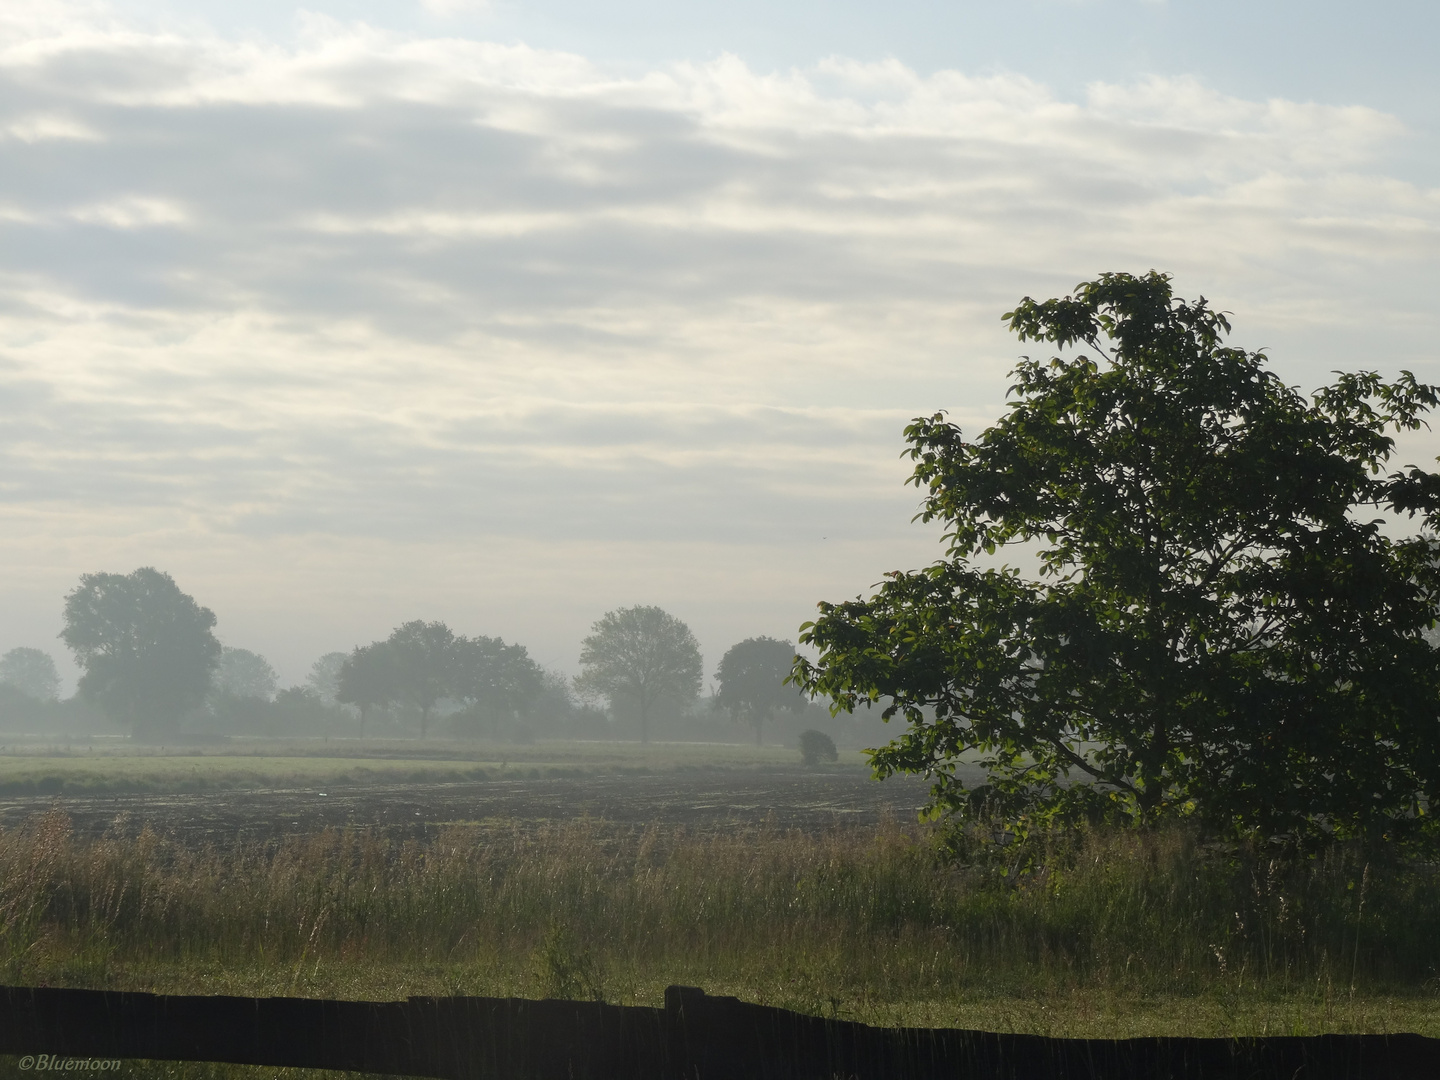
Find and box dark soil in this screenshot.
[0,766,947,844]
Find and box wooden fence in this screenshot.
[0,983,1434,1078]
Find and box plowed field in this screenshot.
[0,761,955,842]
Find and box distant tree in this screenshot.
[275,685,317,711]
[714,636,806,745]
[386,620,456,738]
[451,634,544,736]
[575,606,703,743]
[795,271,1440,845]
[0,647,62,702]
[798,729,838,766]
[335,641,398,737]
[306,652,348,705]
[272,685,349,736]
[212,647,278,701]
[60,567,221,740]
[0,682,51,729]
[521,667,613,740]
[530,668,575,729]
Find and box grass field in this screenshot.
[0,738,868,796]
[0,740,1436,1078]
[1,810,1437,1030]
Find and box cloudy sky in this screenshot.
[2,0,1438,689]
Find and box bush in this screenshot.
[799,729,838,766]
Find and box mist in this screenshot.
[2,5,1438,690]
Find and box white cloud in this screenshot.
[418,0,492,16]
[3,112,100,141]
[67,195,189,228]
[0,10,1436,674]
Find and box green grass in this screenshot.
[0,739,865,795]
[1,809,1438,1039]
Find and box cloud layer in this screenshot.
[2,7,1437,676]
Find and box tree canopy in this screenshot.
[451,634,544,725]
[60,567,221,739]
[794,271,1440,845]
[307,652,348,705]
[575,605,702,743]
[0,647,61,702]
[212,646,279,702]
[336,640,398,736]
[714,636,805,745]
[387,620,457,738]
[336,621,542,738]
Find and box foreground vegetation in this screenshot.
[2,809,1438,1050]
[0,738,1433,1078]
[800,274,1440,848]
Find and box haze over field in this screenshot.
[2,1,1438,688]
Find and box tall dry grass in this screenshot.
[1,808,1437,1023]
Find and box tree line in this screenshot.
[1,580,823,747]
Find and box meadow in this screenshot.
[0,740,1436,1078]
[0,738,857,796]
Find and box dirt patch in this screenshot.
[0,766,955,843]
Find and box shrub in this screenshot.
[799,729,838,766]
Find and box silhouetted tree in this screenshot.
[576,606,702,743]
[60,567,221,740]
[0,683,51,729]
[213,646,278,701]
[307,652,348,705]
[714,636,805,745]
[796,271,1440,845]
[387,620,456,738]
[451,634,543,737]
[272,684,350,736]
[202,646,280,734]
[0,647,61,702]
[336,641,398,737]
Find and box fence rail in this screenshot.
[0,983,1434,1079]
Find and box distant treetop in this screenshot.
[0,647,61,702]
[213,646,279,702]
[714,636,805,746]
[575,605,702,743]
[60,567,221,740]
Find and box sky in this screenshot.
[2,0,1438,690]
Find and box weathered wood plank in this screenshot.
[0,983,1434,1079]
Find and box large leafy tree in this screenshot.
[795,272,1440,844]
[60,567,222,739]
[386,620,456,738]
[576,605,703,743]
[451,634,544,732]
[336,641,398,737]
[714,636,805,745]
